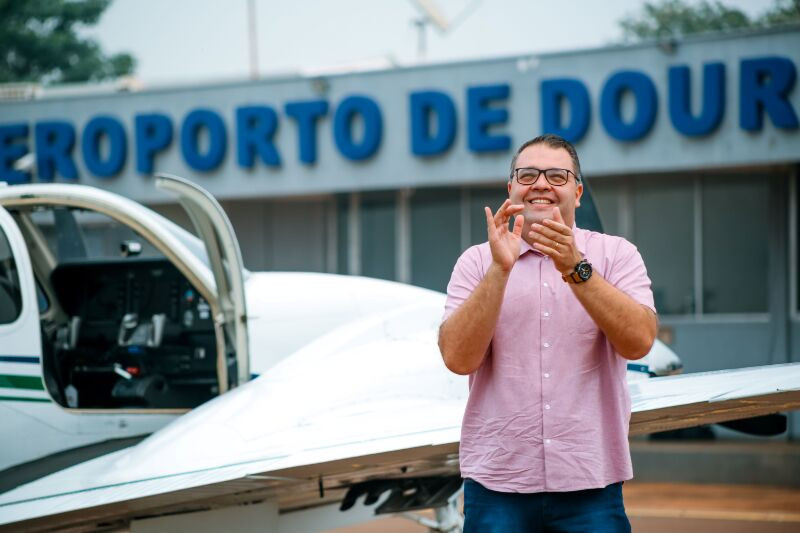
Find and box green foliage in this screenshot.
[0,0,136,84]
[619,0,751,41]
[760,0,800,25]
[619,0,800,42]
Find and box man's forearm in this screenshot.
[569,274,657,360]
[439,263,510,374]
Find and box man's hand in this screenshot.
[440,201,522,375]
[529,206,583,275]
[486,199,524,273]
[529,207,657,359]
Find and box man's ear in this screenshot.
[507,180,512,195]
[575,182,584,208]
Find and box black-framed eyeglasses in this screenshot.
[511,167,578,187]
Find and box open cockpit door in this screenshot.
[154,174,249,388]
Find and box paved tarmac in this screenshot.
[329,481,800,532]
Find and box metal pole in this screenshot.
[415,18,427,60]
[247,0,259,79]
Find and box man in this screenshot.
[438,134,657,532]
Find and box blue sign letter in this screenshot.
[82,116,127,178]
[669,63,725,137]
[181,109,227,171]
[540,79,590,143]
[35,121,78,181]
[410,90,457,156]
[236,106,281,168]
[333,96,382,161]
[740,56,799,131]
[0,124,29,184]
[600,71,658,141]
[285,100,328,164]
[135,114,173,174]
[467,84,511,152]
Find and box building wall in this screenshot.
[1,28,798,200]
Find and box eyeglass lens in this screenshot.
[516,168,570,186]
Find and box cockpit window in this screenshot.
[29,208,163,262]
[0,226,22,324]
[36,279,49,313]
[19,204,244,279]
[146,210,213,271]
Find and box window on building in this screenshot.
[225,198,330,273]
[590,179,623,237]
[632,178,695,315]
[574,178,605,233]
[411,188,462,292]
[702,176,769,314]
[336,195,349,275]
[796,171,799,315]
[360,191,396,281]
[0,227,22,324]
[468,185,508,246]
[594,173,773,317]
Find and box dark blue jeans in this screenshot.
[463,478,631,533]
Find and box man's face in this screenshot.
[507,143,583,239]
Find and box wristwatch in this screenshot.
[562,259,593,284]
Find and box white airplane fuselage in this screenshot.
[0,270,450,472]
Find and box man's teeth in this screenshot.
[530,199,553,204]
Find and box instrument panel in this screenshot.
[52,258,213,331]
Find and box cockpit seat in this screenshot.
[111,375,170,408]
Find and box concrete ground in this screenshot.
[329,481,800,532]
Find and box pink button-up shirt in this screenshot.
[443,227,655,493]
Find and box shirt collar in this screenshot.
[519,239,535,257]
[573,225,588,256]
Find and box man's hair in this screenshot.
[509,134,582,182]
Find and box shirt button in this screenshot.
[544,373,550,378]
[543,311,550,317]
[545,439,552,444]
[545,404,551,410]
[543,342,550,348]
[543,282,549,287]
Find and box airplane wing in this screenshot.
[629,363,800,435]
[1,300,799,532]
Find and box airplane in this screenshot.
[0,174,798,532]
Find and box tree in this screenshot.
[0,0,136,84]
[619,0,800,42]
[760,0,800,25]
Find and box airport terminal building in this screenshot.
[2,27,799,434]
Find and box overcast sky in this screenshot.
[86,0,776,85]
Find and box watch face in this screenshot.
[577,261,592,281]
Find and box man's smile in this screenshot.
[527,197,555,205]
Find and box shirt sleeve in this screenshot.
[605,238,656,314]
[443,245,485,323]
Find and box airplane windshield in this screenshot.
[30,207,162,262]
[25,206,214,270]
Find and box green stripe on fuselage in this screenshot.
[0,395,50,403]
[0,374,45,390]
